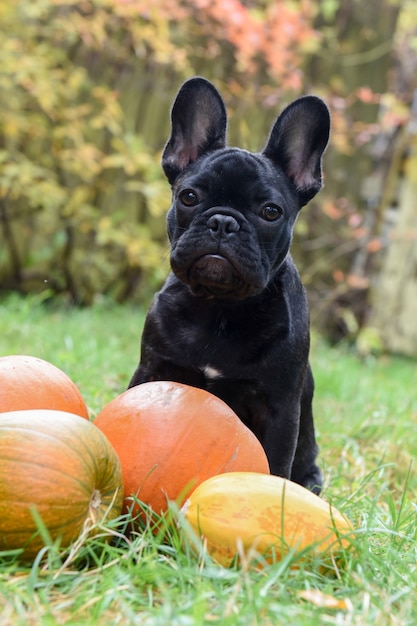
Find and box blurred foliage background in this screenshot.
[1,0,417,353]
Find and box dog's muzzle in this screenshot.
[188,254,245,298]
[172,210,255,299]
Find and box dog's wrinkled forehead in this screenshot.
[175,147,292,202]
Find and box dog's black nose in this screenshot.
[207,214,240,237]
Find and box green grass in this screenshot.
[0,293,416,625]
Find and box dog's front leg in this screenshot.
[261,405,321,494]
[259,403,301,480]
[200,372,321,492]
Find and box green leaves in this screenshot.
[0,1,169,303]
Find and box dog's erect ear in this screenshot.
[263,96,330,206]
[162,77,227,184]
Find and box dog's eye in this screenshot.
[179,189,199,207]
[261,204,282,222]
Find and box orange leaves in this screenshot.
[109,0,318,88]
[190,0,318,87]
[323,200,346,221]
[355,86,381,105]
[262,1,319,89]
[194,0,262,74]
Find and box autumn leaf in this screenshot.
[298,589,353,611]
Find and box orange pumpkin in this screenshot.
[0,355,89,418]
[94,381,270,518]
[0,409,124,560]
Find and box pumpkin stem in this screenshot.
[89,489,102,522]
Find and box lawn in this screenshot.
[0,294,416,625]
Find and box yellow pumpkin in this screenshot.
[181,472,354,567]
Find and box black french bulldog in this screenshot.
[129,77,330,494]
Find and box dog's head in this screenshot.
[162,77,330,301]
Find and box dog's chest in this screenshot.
[152,272,293,380]
[167,305,265,379]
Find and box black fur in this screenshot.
[129,77,330,494]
